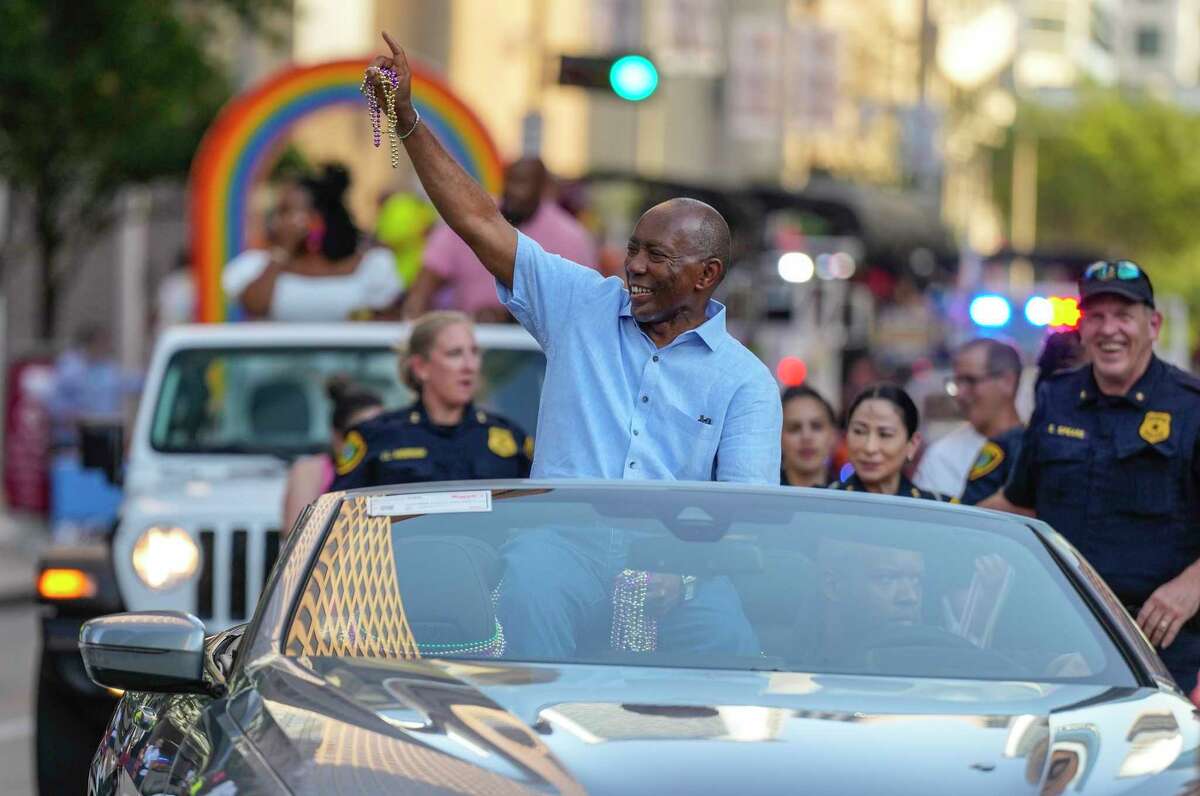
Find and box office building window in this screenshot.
[1136,26,1162,57]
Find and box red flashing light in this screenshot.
[776,356,808,387]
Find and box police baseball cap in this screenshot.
[1079,260,1155,309]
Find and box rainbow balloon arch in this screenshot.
[188,58,504,322]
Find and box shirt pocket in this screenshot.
[1111,434,1177,518]
[1038,437,1089,508]
[663,403,718,477]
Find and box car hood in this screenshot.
[235,657,1200,795]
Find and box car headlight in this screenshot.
[132,526,200,590]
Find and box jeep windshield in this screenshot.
[149,346,544,456]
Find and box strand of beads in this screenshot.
[360,66,401,167]
[610,569,657,652]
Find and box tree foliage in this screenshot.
[0,0,285,338]
[994,88,1200,323]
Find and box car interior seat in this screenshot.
[732,550,818,659]
[248,380,312,441]
[392,535,505,656]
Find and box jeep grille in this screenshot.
[196,524,282,625]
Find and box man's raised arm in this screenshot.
[369,33,516,289]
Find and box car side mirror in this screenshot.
[79,421,124,486]
[80,611,207,694]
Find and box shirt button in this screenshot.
[652,355,660,362]
[629,461,637,468]
[633,429,639,436]
[641,395,649,403]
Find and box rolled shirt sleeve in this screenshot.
[496,231,607,354]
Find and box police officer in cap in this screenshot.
[983,261,1200,690]
[332,310,532,489]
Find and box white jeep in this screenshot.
[33,321,544,795]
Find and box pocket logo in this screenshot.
[1139,411,1171,445]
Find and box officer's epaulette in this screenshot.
[477,409,522,430]
[1166,363,1200,395]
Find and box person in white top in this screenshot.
[223,164,402,321]
[912,421,985,497]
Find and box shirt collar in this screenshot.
[844,472,922,498]
[618,298,729,352]
[405,399,479,427]
[1079,355,1163,407]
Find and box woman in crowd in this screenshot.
[282,378,384,533]
[830,383,955,502]
[780,385,839,488]
[224,164,403,321]
[331,311,532,489]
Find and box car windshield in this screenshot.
[284,486,1136,686]
[149,346,544,456]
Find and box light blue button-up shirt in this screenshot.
[497,232,781,484]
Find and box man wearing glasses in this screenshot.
[951,339,1025,505]
[983,261,1200,691]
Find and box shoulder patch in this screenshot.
[969,442,1005,481]
[335,430,367,475]
[488,426,518,458]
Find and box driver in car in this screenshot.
[815,540,927,666]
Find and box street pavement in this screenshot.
[0,509,46,796]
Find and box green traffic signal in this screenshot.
[609,55,658,102]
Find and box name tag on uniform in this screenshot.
[380,447,427,462]
[1047,423,1086,440]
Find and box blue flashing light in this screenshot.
[969,294,1012,328]
[1024,296,1053,327]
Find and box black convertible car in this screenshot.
[82,481,1200,794]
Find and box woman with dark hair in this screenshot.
[224,163,403,321]
[282,377,384,533]
[780,385,839,487]
[830,383,955,501]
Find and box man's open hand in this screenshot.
[1137,568,1200,648]
[367,32,413,115]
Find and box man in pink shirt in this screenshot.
[402,157,597,321]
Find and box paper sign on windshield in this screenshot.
[367,490,493,517]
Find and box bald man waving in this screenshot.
[367,35,778,657]
[367,34,780,485]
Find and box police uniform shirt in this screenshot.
[1004,356,1200,606]
[331,401,532,490]
[960,426,1024,506]
[828,473,957,502]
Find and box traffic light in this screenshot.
[558,54,659,101]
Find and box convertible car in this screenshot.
[82,481,1200,794]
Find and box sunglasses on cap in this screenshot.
[1083,260,1142,282]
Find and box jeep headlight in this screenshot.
[132,526,200,590]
